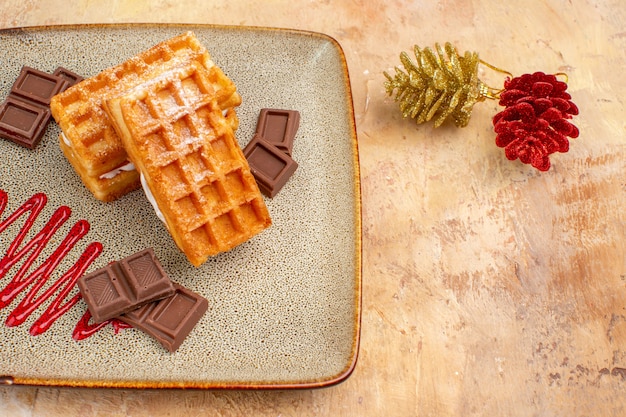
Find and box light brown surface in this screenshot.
[1,0,625,416]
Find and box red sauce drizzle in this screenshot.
[0,189,109,338]
[72,310,131,341]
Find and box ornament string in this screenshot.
[476,59,512,101]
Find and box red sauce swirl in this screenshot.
[0,189,124,338]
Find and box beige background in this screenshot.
[1,0,625,416]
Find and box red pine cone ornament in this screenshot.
[492,72,579,171]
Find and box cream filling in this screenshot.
[98,161,136,180]
[61,132,71,147]
[140,172,165,224]
[62,132,136,181]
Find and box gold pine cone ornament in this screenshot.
[383,42,488,128]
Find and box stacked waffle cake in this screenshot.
[50,31,242,202]
[51,32,271,266]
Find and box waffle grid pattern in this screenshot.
[51,33,210,176]
[119,63,270,261]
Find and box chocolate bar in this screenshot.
[0,96,51,149]
[119,283,208,352]
[53,67,84,90]
[255,108,300,156]
[77,248,175,323]
[243,134,298,198]
[10,66,68,106]
[0,65,83,149]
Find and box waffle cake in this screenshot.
[50,31,241,202]
[58,132,139,202]
[104,61,271,266]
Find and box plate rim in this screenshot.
[0,22,362,390]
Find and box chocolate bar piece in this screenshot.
[0,96,51,149]
[53,67,84,91]
[243,134,298,198]
[119,284,208,352]
[10,66,68,106]
[77,248,175,323]
[255,108,300,156]
[0,65,84,149]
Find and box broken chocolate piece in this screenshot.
[0,96,51,149]
[243,134,298,198]
[255,108,300,156]
[77,248,175,323]
[119,283,208,353]
[10,66,68,106]
[53,67,84,91]
[0,65,84,149]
